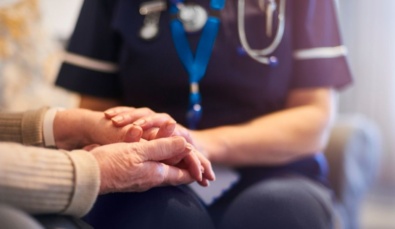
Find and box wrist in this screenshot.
[90,149,109,194]
[43,107,64,148]
[54,109,89,150]
[191,129,228,163]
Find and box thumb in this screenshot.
[138,136,187,162]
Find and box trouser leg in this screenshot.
[0,204,43,229]
[84,185,214,229]
[218,175,334,229]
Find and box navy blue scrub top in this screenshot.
[56,0,353,184]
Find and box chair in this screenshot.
[325,114,381,229]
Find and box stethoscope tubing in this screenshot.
[237,0,286,65]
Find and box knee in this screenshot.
[0,204,42,229]
[86,186,214,229]
[219,176,333,229]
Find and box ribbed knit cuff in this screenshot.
[21,107,49,146]
[62,150,100,217]
[0,143,75,214]
[0,112,24,143]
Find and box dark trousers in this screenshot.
[211,175,334,229]
[85,174,334,229]
[84,186,215,229]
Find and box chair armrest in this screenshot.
[325,114,381,200]
[324,114,381,229]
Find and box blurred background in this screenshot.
[1,0,395,228]
[337,0,395,228]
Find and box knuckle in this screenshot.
[139,164,166,190]
[158,112,171,119]
[127,144,144,158]
[152,164,166,183]
[141,107,154,114]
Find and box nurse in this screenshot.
[56,0,352,228]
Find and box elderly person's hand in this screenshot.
[103,106,215,186]
[89,136,202,193]
[104,107,193,144]
[53,108,143,150]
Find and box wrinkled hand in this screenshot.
[90,137,205,193]
[103,106,215,186]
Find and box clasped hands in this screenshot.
[53,106,214,194]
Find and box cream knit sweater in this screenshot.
[0,107,100,217]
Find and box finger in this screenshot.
[120,162,195,192]
[183,151,203,181]
[161,152,186,166]
[104,106,136,119]
[137,136,187,162]
[141,127,160,141]
[123,125,143,142]
[110,108,155,127]
[195,150,215,181]
[194,152,214,180]
[162,164,196,186]
[197,178,210,187]
[172,125,195,145]
[132,113,174,130]
[156,120,176,139]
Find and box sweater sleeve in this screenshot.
[0,143,100,217]
[0,107,48,146]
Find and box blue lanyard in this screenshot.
[170,0,226,129]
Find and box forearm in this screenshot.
[193,88,336,167]
[194,106,333,166]
[53,108,136,150]
[53,108,92,150]
[0,143,100,217]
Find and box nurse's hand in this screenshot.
[89,137,200,193]
[53,108,143,150]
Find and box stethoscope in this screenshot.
[139,0,286,66]
[139,0,209,39]
[238,0,286,66]
[138,0,286,128]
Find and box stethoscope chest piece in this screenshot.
[178,4,208,33]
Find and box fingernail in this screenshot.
[112,116,124,123]
[166,121,176,131]
[105,110,115,116]
[130,127,141,139]
[133,119,145,126]
[186,144,193,151]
